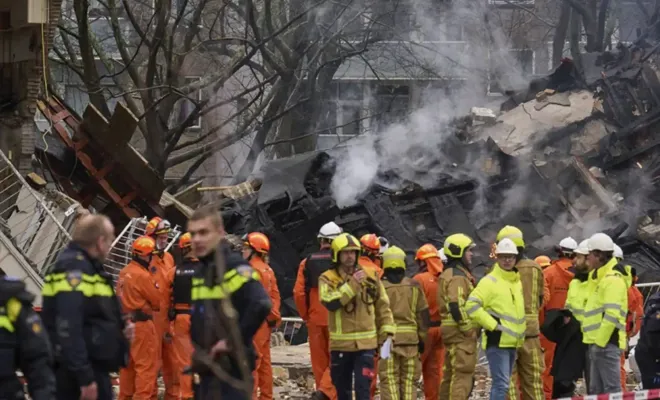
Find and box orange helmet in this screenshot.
[360,234,381,252]
[415,244,439,261]
[132,236,156,257]
[145,217,171,236]
[244,232,270,254]
[535,255,551,268]
[179,232,192,249]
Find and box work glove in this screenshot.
[380,336,393,360]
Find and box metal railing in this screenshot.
[103,217,182,280]
[0,150,77,280]
[636,282,660,308]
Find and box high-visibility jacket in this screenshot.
[437,262,478,344]
[516,258,545,337]
[382,277,429,345]
[466,264,525,349]
[582,258,629,349]
[319,265,395,351]
[359,256,384,278]
[564,272,591,324]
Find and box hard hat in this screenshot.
[330,233,361,263]
[587,233,614,252]
[244,232,270,254]
[415,244,439,261]
[575,239,590,255]
[496,225,525,248]
[495,238,519,255]
[318,222,343,240]
[559,237,578,251]
[613,244,623,259]
[444,234,476,259]
[146,217,171,236]
[132,236,156,257]
[378,236,389,255]
[438,248,448,263]
[534,255,551,267]
[382,246,406,270]
[360,234,381,252]
[178,232,192,249]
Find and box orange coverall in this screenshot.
[540,258,573,400]
[621,284,644,391]
[117,261,162,400]
[293,251,337,400]
[250,256,282,400]
[150,251,179,400]
[359,255,383,400]
[413,257,444,400]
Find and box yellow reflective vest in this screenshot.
[319,265,395,351]
[466,264,526,349]
[581,257,629,349]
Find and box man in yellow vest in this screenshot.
[378,246,428,400]
[466,238,526,400]
[318,233,395,400]
[582,233,629,395]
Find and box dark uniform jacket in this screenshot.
[0,277,55,400]
[41,243,128,387]
[190,242,272,376]
[169,257,200,319]
[541,308,586,382]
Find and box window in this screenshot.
[178,77,203,130]
[372,0,415,40]
[316,82,368,150]
[372,84,410,128]
[152,0,204,28]
[420,7,464,42]
[488,49,535,95]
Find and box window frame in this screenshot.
[178,76,203,131]
[316,82,369,150]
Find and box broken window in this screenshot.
[372,84,410,129]
[488,49,534,95]
[177,77,203,130]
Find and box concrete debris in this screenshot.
[470,107,497,124]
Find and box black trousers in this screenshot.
[55,366,112,400]
[635,348,660,389]
[330,350,375,400]
[196,375,252,400]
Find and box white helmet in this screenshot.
[438,248,448,263]
[587,233,614,252]
[495,238,519,255]
[378,236,389,255]
[317,222,343,240]
[613,244,623,259]
[574,240,590,255]
[559,237,578,252]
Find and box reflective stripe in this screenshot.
[0,298,21,333]
[329,330,377,340]
[496,324,525,339]
[190,270,259,301]
[42,272,113,297]
[395,325,417,333]
[339,283,354,298]
[380,324,396,336]
[490,311,526,325]
[602,314,626,330]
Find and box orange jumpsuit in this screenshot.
[293,250,337,400]
[117,261,162,400]
[150,251,179,400]
[540,258,573,400]
[250,256,282,400]
[413,257,444,400]
[621,284,644,391]
[359,255,383,400]
[166,257,199,400]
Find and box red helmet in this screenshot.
[132,236,156,257]
[244,232,270,254]
[360,234,381,252]
[178,232,192,249]
[145,217,171,236]
[415,244,439,261]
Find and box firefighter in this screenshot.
[117,236,162,400]
[42,214,131,400]
[582,233,628,395]
[495,226,545,400]
[534,256,551,270]
[145,217,179,400]
[293,222,343,400]
[0,275,55,400]
[437,233,478,400]
[378,246,428,400]
[188,205,272,399]
[318,233,395,400]
[166,232,199,400]
[466,239,526,400]
[413,243,445,400]
[360,233,384,274]
[540,237,577,400]
[242,232,282,400]
[613,245,644,392]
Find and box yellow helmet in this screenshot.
[331,233,362,263]
[496,225,525,248]
[444,234,475,259]
[382,246,406,270]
